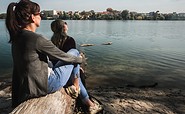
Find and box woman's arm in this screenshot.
[36,36,82,64]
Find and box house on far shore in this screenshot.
[178,13,185,20]
[41,10,59,20]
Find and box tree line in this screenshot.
[1,8,185,20]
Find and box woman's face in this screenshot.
[33,12,41,27]
[63,23,68,33]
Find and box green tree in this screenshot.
[106,8,113,12]
[130,12,135,20]
[121,10,129,20]
[61,11,70,20]
[89,10,96,20]
[73,13,80,20]
[0,13,6,19]
[154,11,159,20]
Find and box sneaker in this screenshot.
[88,99,103,114]
[65,85,80,99]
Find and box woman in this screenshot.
[50,19,102,114]
[5,0,82,108]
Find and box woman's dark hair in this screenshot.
[5,0,40,43]
[51,19,67,48]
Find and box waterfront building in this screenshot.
[41,10,59,19]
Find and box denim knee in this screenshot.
[67,49,80,57]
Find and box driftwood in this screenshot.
[80,41,113,47]
[80,44,95,47]
[102,42,112,45]
[10,88,75,114]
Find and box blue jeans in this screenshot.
[48,49,89,101]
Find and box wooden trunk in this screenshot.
[10,88,75,114]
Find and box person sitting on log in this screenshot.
[50,19,102,114]
[5,0,83,109]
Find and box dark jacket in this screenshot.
[11,30,82,108]
[59,36,76,52]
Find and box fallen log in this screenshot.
[80,44,95,47]
[10,88,75,114]
[102,42,112,45]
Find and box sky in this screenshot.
[0,0,185,13]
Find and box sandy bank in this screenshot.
[1,77,185,114]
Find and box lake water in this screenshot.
[1,20,185,88]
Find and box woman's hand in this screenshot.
[79,52,87,67]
